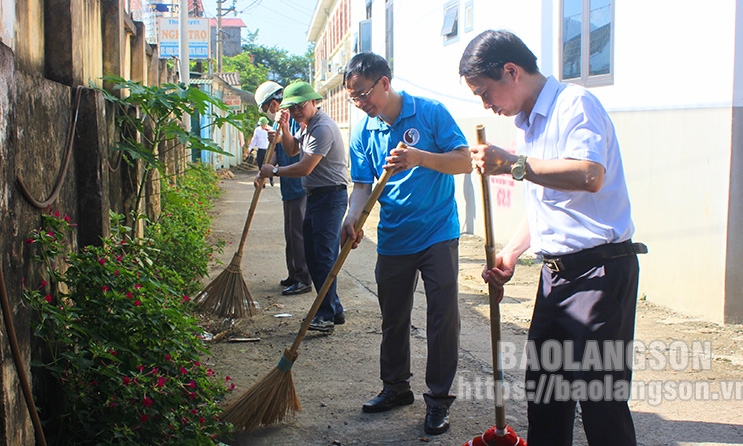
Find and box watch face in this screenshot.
[511,156,526,180]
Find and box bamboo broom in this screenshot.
[195,124,283,319]
[463,126,527,446]
[222,148,398,432]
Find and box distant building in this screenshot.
[210,18,246,58]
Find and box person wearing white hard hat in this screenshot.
[253,81,312,296]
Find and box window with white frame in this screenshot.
[561,0,613,86]
[359,0,372,53]
[441,1,459,45]
[464,1,473,33]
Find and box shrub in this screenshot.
[147,163,225,296]
[23,211,233,445]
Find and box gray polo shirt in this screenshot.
[293,109,348,190]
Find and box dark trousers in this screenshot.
[283,196,311,285]
[256,148,267,168]
[526,255,639,446]
[375,239,460,408]
[303,189,347,320]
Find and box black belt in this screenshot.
[543,240,648,273]
[305,184,347,196]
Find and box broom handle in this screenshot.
[235,124,282,256]
[477,125,507,429]
[288,151,398,354]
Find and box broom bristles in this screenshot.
[222,354,301,432]
[195,254,257,319]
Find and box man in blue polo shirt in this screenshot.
[342,53,471,435]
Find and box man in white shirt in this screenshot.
[460,29,646,446]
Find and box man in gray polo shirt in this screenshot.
[258,81,348,332]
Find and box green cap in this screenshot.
[258,116,269,126]
[280,82,323,108]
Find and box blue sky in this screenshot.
[200,0,315,55]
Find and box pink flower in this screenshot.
[156,377,166,388]
[98,258,106,265]
[64,215,71,223]
[186,380,196,389]
[46,231,55,238]
[165,354,172,361]
[225,376,232,381]
[53,210,60,217]
[116,255,123,262]
[126,291,133,299]
[102,286,109,292]
[179,367,188,375]
[110,350,118,356]
[91,380,98,386]
[25,239,34,245]
[114,270,119,276]
[199,417,205,425]
[140,414,148,423]
[137,365,145,373]
[44,295,53,303]
[134,300,141,307]
[135,284,142,290]
[187,392,196,400]
[39,280,47,288]
[183,295,190,302]
[143,396,153,407]
[206,369,214,377]
[123,377,131,386]
[194,361,201,367]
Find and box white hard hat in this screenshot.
[254,81,283,108]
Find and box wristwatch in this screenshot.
[272,166,280,176]
[511,155,527,181]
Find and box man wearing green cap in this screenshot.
[258,81,349,332]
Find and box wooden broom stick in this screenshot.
[476,125,507,430]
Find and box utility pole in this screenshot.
[180,0,189,83]
[215,0,235,73]
[217,0,223,72]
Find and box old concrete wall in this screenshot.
[44,0,104,87]
[0,37,17,446]
[14,0,44,74]
[1,0,184,441]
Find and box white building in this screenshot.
[308,0,743,324]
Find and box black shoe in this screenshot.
[334,312,345,325]
[424,405,450,435]
[362,389,414,413]
[280,277,295,287]
[282,282,312,295]
[308,317,334,332]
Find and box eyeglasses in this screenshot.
[348,77,383,103]
[287,101,310,112]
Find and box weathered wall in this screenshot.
[13,0,44,74]
[2,0,181,442]
[0,40,18,446]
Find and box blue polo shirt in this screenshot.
[349,91,467,255]
[275,118,304,202]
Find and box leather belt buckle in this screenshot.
[544,258,564,272]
